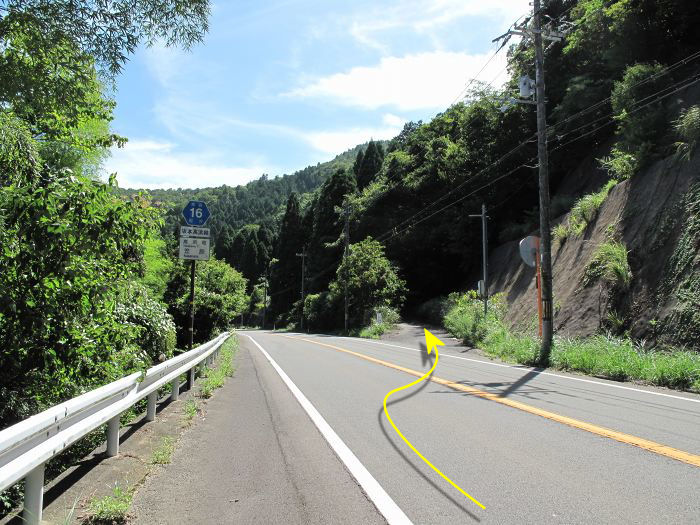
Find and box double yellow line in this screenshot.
[280,334,700,469]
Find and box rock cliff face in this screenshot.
[489,153,700,349]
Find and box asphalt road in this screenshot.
[133,329,700,524]
[239,330,700,524]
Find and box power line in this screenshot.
[551,70,700,152]
[380,157,538,244]
[546,50,700,134]
[375,136,537,242]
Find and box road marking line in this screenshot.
[244,335,413,525]
[336,336,700,405]
[383,342,485,509]
[280,335,700,469]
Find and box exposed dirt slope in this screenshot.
[489,152,700,348]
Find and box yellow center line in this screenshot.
[277,334,700,468]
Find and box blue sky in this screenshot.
[105,0,529,189]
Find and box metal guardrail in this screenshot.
[0,332,231,525]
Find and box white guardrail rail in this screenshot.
[0,332,230,525]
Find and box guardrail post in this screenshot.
[107,415,120,457]
[22,463,45,525]
[146,392,157,422]
[170,378,180,401]
[188,367,195,390]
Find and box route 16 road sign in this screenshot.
[182,200,210,226]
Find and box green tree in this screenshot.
[611,62,672,160]
[357,139,384,190]
[308,167,357,292]
[353,148,364,176]
[165,258,247,347]
[331,237,406,327]
[270,193,305,320]
[0,0,210,74]
[0,114,161,427]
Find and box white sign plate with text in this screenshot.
[179,236,210,261]
[180,226,210,238]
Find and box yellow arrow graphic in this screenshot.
[382,329,485,510]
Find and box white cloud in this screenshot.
[347,0,530,53]
[383,113,405,127]
[104,140,273,189]
[303,124,402,155]
[285,49,509,111]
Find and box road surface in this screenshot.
[133,330,700,524]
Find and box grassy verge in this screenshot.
[199,335,238,398]
[444,292,700,391]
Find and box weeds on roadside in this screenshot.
[183,399,198,423]
[84,485,131,524]
[199,336,238,399]
[359,306,400,339]
[443,292,700,392]
[150,436,175,465]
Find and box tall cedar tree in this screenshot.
[356,140,384,189]
[270,193,305,320]
[308,167,357,293]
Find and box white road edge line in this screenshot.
[244,335,413,525]
[317,335,700,405]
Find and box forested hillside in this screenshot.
[257,0,700,346]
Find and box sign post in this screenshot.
[179,201,211,350]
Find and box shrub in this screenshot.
[611,62,672,158]
[115,282,176,364]
[359,306,401,339]
[584,240,632,289]
[674,105,700,161]
[165,258,247,347]
[444,291,506,347]
[598,147,638,180]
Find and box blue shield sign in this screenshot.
[182,200,210,226]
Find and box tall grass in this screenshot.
[443,292,700,392]
[554,335,700,390]
[553,179,617,241]
[584,240,632,289]
[674,105,700,161]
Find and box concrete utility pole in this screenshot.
[296,249,306,330]
[533,0,554,364]
[469,203,489,315]
[343,199,350,334]
[262,274,268,330]
[494,2,570,365]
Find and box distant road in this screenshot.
[133,329,700,524]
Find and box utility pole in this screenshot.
[262,274,268,330]
[189,260,195,350]
[533,0,554,364]
[493,2,569,365]
[469,203,489,315]
[343,199,350,334]
[296,248,306,331]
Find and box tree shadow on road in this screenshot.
[377,347,482,522]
